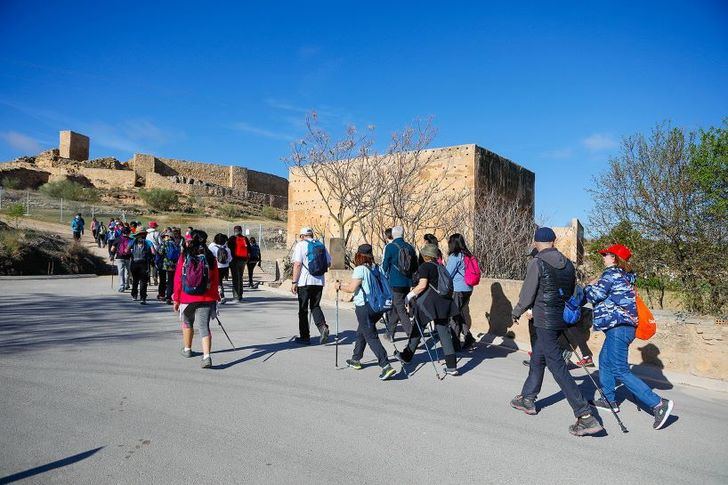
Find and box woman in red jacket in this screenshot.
[173,230,220,368]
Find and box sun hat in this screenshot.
[598,244,632,261]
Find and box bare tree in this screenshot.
[467,187,536,279]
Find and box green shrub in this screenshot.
[4,203,25,228]
[261,206,279,220]
[40,180,99,202]
[139,188,179,211]
[218,204,241,219]
[0,176,21,189]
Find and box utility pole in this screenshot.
[60,198,63,223]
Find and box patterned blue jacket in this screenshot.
[584,266,637,331]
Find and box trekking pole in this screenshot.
[428,321,443,365]
[215,315,236,350]
[411,313,443,380]
[563,332,628,433]
[335,283,340,368]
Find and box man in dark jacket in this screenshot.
[509,227,603,437]
[381,226,418,339]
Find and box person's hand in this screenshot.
[173,302,180,312]
[525,309,533,320]
[291,283,298,295]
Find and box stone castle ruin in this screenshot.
[0,130,288,209]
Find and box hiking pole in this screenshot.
[428,321,443,365]
[335,283,340,368]
[563,332,628,433]
[412,314,443,380]
[215,315,236,350]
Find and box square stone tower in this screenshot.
[59,130,90,161]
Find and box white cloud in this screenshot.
[0,131,42,153]
[230,122,294,141]
[582,133,618,152]
[541,147,574,160]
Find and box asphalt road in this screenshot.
[0,277,726,484]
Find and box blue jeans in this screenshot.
[599,325,661,408]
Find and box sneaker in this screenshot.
[140,299,147,305]
[238,297,243,303]
[444,366,460,376]
[201,357,212,369]
[294,337,311,345]
[181,348,193,358]
[379,365,397,381]
[576,356,595,367]
[590,398,619,413]
[653,398,674,430]
[510,395,537,415]
[117,288,125,293]
[320,325,330,345]
[346,359,363,370]
[568,415,603,436]
[132,296,138,301]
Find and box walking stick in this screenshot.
[562,332,628,433]
[335,283,340,368]
[215,315,236,350]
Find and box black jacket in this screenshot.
[512,248,575,330]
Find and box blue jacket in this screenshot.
[382,238,417,290]
[71,217,84,232]
[585,266,637,331]
[445,252,473,293]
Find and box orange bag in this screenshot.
[635,291,656,340]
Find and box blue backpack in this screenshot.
[563,285,586,325]
[166,240,180,263]
[305,240,328,277]
[363,265,393,314]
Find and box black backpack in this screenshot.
[394,241,415,278]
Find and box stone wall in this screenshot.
[230,166,248,191]
[475,146,535,217]
[79,168,136,189]
[554,218,584,266]
[0,166,50,189]
[59,131,89,161]
[131,154,156,180]
[145,172,209,196]
[248,168,290,198]
[155,157,232,188]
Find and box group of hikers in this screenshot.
[289,224,674,436]
[73,215,675,436]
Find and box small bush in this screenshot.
[4,203,25,228]
[261,206,279,220]
[218,204,241,219]
[139,188,179,211]
[40,180,99,202]
[0,176,21,189]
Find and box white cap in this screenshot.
[299,227,313,236]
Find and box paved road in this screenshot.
[0,277,726,484]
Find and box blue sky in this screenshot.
[1,1,726,227]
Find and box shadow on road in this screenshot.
[0,447,103,484]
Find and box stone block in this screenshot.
[59,131,89,161]
[329,238,346,270]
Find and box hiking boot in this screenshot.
[444,366,460,376]
[320,325,330,345]
[653,398,674,430]
[379,365,397,381]
[510,395,537,415]
[181,348,193,358]
[201,356,212,369]
[346,359,362,370]
[463,333,476,350]
[393,350,411,364]
[294,337,311,345]
[591,398,619,413]
[568,415,603,436]
[576,355,594,367]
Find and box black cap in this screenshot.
[357,244,373,255]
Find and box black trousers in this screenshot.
[218,266,229,297]
[521,326,591,418]
[352,304,389,367]
[165,269,175,300]
[246,261,258,286]
[297,285,326,340]
[130,261,149,300]
[230,259,246,298]
[386,289,412,336]
[157,266,167,298]
[401,317,457,369]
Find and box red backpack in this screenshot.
[463,254,481,287]
[234,236,249,259]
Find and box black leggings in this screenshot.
[401,317,457,369]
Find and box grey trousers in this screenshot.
[386,290,412,336]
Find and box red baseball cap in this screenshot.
[148,221,158,228]
[598,244,632,261]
